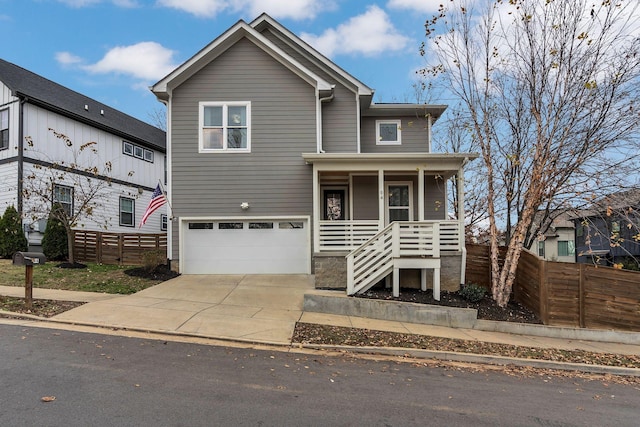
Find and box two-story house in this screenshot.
[0,58,167,248]
[151,15,477,298]
[530,211,576,263]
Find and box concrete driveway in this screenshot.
[53,274,315,344]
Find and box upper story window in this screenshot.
[0,109,9,150]
[200,102,251,152]
[376,120,401,145]
[123,141,154,163]
[53,184,73,217]
[557,240,575,257]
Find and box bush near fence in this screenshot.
[466,244,640,332]
[73,230,167,266]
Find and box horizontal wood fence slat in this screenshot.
[466,244,640,332]
[73,230,167,266]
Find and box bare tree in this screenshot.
[22,129,135,265]
[421,0,640,306]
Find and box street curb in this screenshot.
[298,344,640,377]
[2,313,639,377]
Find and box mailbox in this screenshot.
[13,252,46,266]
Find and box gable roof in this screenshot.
[151,20,333,99]
[250,14,373,98]
[0,58,165,151]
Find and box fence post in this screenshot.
[538,257,548,325]
[96,232,102,264]
[579,263,585,328]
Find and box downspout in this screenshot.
[17,96,26,215]
[317,89,334,153]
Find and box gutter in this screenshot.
[17,96,26,214]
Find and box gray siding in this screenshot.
[360,116,430,153]
[350,174,446,221]
[170,37,318,259]
[261,29,359,153]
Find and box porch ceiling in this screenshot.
[302,152,479,174]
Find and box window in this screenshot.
[558,240,575,257]
[0,109,8,150]
[119,197,135,227]
[538,241,545,258]
[161,214,167,231]
[189,222,213,230]
[249,222,274,229]
[200,102,251,152]
[123,141,154,162]
[53,184,73,217]
[376,120,401,145]
[386,183,413,223]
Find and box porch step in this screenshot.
[303,290,478,329]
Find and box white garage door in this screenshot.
[182,218,310,274]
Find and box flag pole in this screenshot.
[157,179,173,219]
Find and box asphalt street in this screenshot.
[1,324,639,426]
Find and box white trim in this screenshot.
[356,94,361,153]
[385,181,414,224]
[198,101,251,153]
[376,119,402,145]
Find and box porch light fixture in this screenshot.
[240,202,250,210]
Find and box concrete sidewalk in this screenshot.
[2,276,640,375]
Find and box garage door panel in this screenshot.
[183,219,310,274]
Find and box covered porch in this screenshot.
[303,153,476,298]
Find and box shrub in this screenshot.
[142,249,166,273]
[458,283,487,303]
[41,204,68,261]
[0,205,28,258]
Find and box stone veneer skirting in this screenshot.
[313,252,463,292]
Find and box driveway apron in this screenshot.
[53,275,315,344]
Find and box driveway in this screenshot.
[53,274,315,344]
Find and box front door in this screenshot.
[386,182,413,224]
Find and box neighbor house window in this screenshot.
[161,214,167,231]
[123,140,154,162]
[200,102,251,152]
[538,241,545,258]
[558,240,575,257]
[376,120,401,145]
[53,184,73,216]
[0,109,8,150]
[119,197,135,227]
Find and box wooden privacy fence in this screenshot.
[466,244,640,331]
[74,230,167,266]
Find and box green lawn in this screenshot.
[0,259,165,294]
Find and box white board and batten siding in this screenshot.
[180,217,311,274]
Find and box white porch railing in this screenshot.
[319,220,463,252]
[346,221,446,296]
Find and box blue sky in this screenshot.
[1,0,445,126]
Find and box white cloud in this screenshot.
[55,51,84,66]
[57,0,101,6]
[155,0,228,18]
[155,0,330,19]
[83,42,177,81]
[387,0,444,13]
[300,5,411,57]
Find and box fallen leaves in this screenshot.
[41,396,56,403]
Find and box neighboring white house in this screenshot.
[0,58,167,248]
[531,212,576,263]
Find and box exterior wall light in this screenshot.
[240,202,250,210]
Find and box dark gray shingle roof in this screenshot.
[0,58,165,152]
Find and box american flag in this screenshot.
[139,184,166,227]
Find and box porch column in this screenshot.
[417,167,425,221]
[313,165,320,253]
[378,168,385,229]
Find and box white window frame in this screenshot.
[385,181,413,224]
[143,149,154,162]
[119,197,135,227]
[122,141,134,156]
[199,101,251,153]
[133,145,144,159]
[0,109,9,150]
[376,119,402,145]
[161,214,168,231]
[53,184,74,217]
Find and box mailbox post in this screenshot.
[12,252,46,309]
